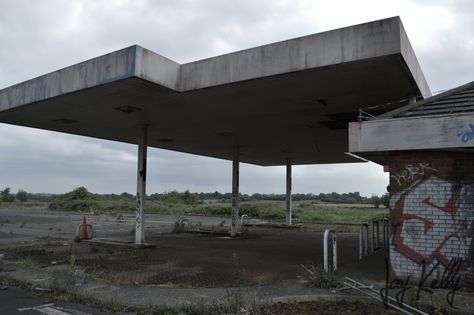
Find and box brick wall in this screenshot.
[388,151,474,288]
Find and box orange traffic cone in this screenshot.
[81,216,89,240]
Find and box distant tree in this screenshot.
[68,187,91,200]
[1,187,15,202]
[16,190,28,202]
[371,195,382,208]
[182,190,193,204]
[381,193,390,208]
[148,193,160,200]
[120,192,135,200]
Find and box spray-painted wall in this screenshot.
[389,151,474,287]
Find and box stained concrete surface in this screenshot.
[1,208,474,313]
[0,207,389,287]
[0,208,390,305]
[1,227,389,288]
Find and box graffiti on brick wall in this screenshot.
[390,163,437,186]
[380,257,463,308]
[390,176,474,267]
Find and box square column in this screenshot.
[286,158,292,226]
[135,125,148,244]
[231,147,240,236]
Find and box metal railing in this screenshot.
[340,277,429,315]
[382,219,389,247]
[240,214,248,226]
[323,229,337,272]
[359,223,369,259]
[359,219,389,259]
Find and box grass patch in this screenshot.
[299,264,342,289]
[0,201,48,210]
[8,190,388,225]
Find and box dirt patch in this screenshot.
[260,300,397,315]
[1,227,389,288]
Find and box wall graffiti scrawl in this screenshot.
[390,176,473,267]
[389,154,474,288]
[390,163,436,186]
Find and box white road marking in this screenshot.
[18,303,55,311]
[35,306,71,315]
[18,303,92,315]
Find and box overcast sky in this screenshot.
[0,0,473,196]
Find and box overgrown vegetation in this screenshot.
[0,274,396,314]
[172,219,190,233]
[158,190,202,205]
[0,187,32,202]
[1,187,15,202]
[16,190,28,202]
[49,187,101,211]
[24,188,388,205]
[7,187,388,224]
[299,264,342,289]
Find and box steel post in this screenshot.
[135,125,148,245]
[286,159,292,226]
[231,147,240,237]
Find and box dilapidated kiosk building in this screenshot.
[350,81,474,287]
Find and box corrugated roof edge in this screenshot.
[377,80,474,119]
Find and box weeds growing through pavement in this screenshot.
[298,263,342,289]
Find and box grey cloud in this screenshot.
[0,0,471,196]
[406,0,474,91]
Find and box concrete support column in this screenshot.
[231,147,240,237]
[286,158,292,226]
[135,125,148,245]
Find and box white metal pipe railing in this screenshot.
[240,214,248,226]
[343,277,429,315]
[359,223,369,259]
[360,219,389,260]
[323,229,337,272]
[372,220,380,251]
[383,219,389,247]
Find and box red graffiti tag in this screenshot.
[392,186,462,266]
[421,189,461,221]
[393,197,434,263]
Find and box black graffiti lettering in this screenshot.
[446,276,462,308]
[381,258,463,309]
[380,257,390,308]
[416,260,436,300]
[394,276,412,306]
[380,257,413,307]
[430,258,462,289]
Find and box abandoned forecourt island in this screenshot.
[4,16,471,287]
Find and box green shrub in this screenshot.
[299,264,342,289]
[192,204,229,216]
[1,187,15,202]
[16,190,28,202]
[49,187,100,211]
[238,203,260,217]
[160,190,202,205]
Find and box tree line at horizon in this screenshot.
[1,186,388,207]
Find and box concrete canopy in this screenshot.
[0,17,430,166]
